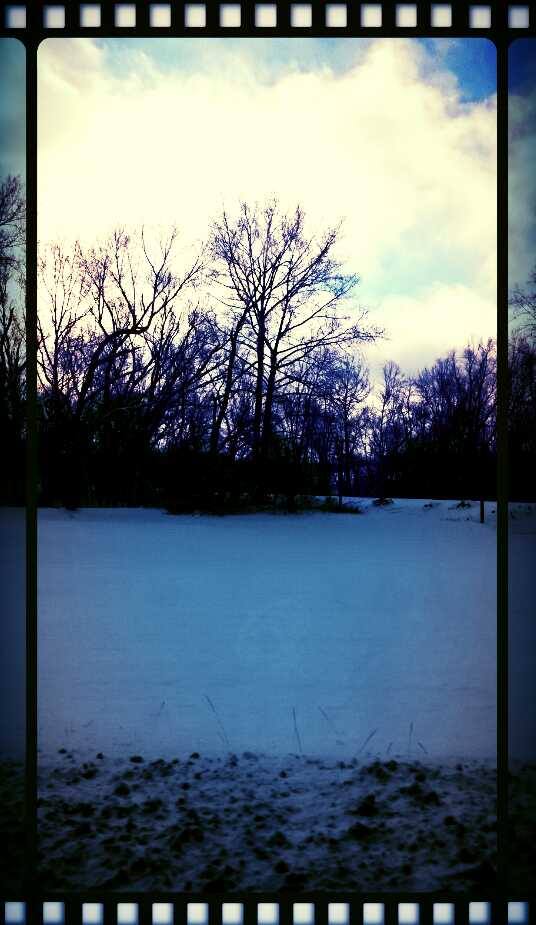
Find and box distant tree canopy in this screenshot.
[0,190,509,507]
[510,267,536,341]
[509,266,536,499]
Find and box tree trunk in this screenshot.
[253,321,265,460]
[210,328,240,456]
[261,359,277,458]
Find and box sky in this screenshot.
[0,39,26,321]
[0,38,25,180]
[37,37,497,381]
[509,39,536,293]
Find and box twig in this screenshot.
[205,694,231,749]
[408,721,414,759]
[386,741,393,755]
[418,741,428,755]
[318,705,340,738]
[357,728,377,755]
[293,707,303,754]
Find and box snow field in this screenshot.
[38,499,497,761]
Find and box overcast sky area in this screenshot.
[509,39,536,296]
[0,38,25,180]
[0,38,25,316]
[37,37,496,381]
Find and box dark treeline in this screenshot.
[0,174,26,504]
[2,178,534,507]
[509,271,536,500]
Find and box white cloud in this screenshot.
[37,37,496,374]
[367,283,495,381]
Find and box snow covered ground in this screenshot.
[509,503,536,760]
[38,498,497,762]
[507,503,536,894]
[35,498,501,891]
[36,751,496,892]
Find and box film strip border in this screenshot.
[0,898,536,925]
[1,901,533,925]
[0,0,517,916]
[0,1,535,33]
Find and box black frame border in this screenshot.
[0,0,530,915]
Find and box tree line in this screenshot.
[1,173,534,507]
[509,270,536,500]
[0,174,25,504]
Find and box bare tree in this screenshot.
[0,265,26,497]
[0,174,26,502]
[509,266,536,499]
[508,331,536,498]
[366,361,409,497]
[204,309,250,456]
[509,332,536,424]
[38,229,205,419]
[211,200,381,474]
[34,207,498,508]
[414,342,495,454]
[0,268,25,406]
[275,348,339,485]
[412,341,496,500]
[510,266,536,340]
[326,353,370,499]
[37,241,89,409]
[141,301,222,449]
[37,229,208,504]
[0,174,25,272]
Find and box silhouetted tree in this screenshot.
[412,340,496,498]
[508,332,536,499]
[0,174,25,271]
[210,200,381,496]
[511,267,536,340]
[320,352,370,499]
[37,229,207,505]
[34,209,498,508]
[509,266,536,499]
[365,362,410,498]
[0,174,25,503]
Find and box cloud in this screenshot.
[509,90,536,290]
[366,283,495,381]
[37,37,496,376]
[0,38,26,179]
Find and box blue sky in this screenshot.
[509,38,536,95]
[38,36,496,378]
[0,38,25,180]
[422,38,495,101]
[97,35,496,102]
